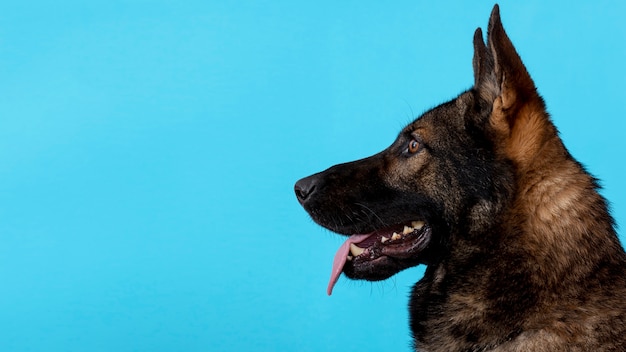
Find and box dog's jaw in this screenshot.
[327,221,432,295]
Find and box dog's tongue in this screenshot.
[327,233,373,296]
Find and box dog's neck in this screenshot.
[501,121,623,289]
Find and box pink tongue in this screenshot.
[327,233,373,296]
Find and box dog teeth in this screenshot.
[411,221,425,230]
[380,222,426,245]
[349,243,365,256]
[347,255,353,261]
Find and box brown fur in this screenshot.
[295,5,626,351]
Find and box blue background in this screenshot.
[1,1,624,351]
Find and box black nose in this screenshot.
[294,175,318,204]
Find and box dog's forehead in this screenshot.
[407,97,466,135]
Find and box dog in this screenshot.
[294,5,626,351]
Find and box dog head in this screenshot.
[295,5,547,295]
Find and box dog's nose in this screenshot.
[294,175,318,204]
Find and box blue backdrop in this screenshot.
[1,1,624,351]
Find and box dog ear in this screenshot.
[478,5,555,167]
[485,4,539,130]
[472,27,498,104]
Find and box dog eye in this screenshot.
[408,139,420,154]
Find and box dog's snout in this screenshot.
[294,175,318,204]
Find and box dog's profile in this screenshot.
[294,5,626,351]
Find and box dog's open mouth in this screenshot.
[327,220,431,295]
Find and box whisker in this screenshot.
[354,202,389,228]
